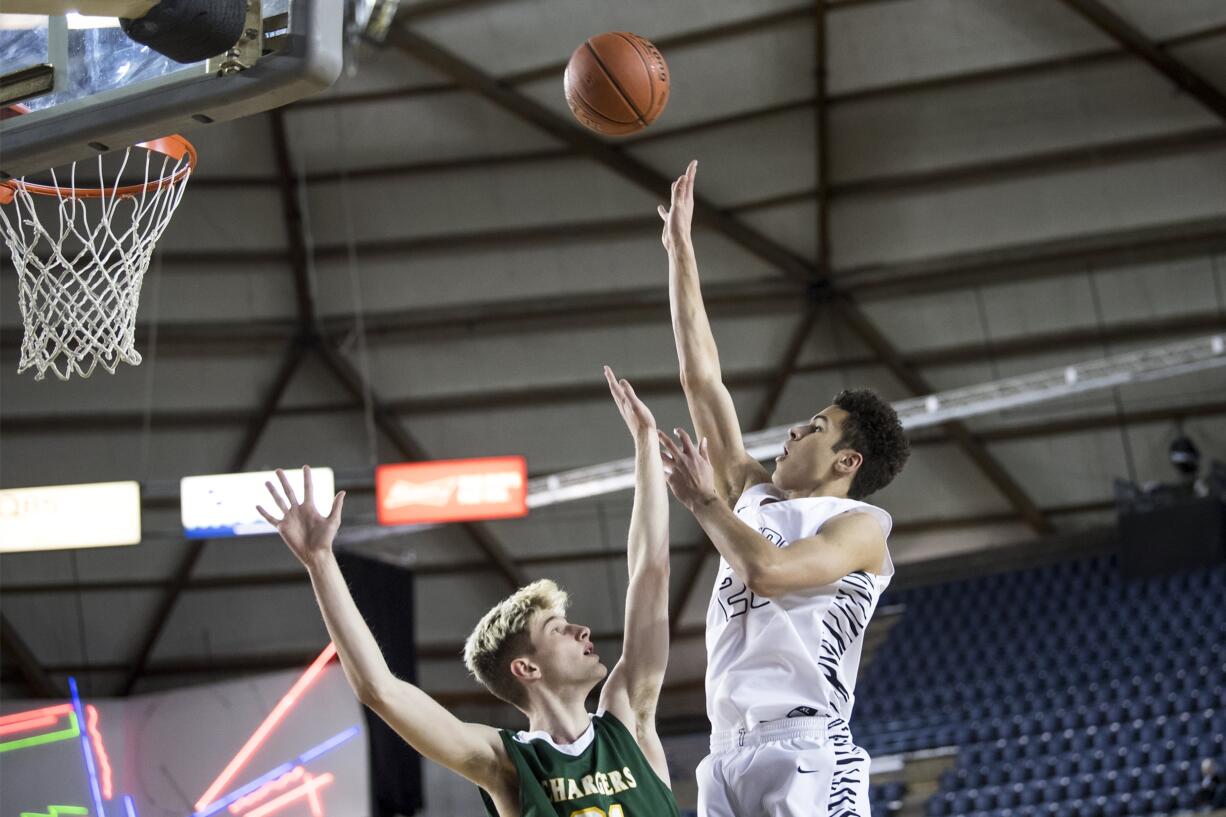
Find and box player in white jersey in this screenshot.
[655,161,911,817]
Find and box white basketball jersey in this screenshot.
[705,482,894,734]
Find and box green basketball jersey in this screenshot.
[479,711,680,817]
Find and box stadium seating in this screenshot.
[851,556,1225,817]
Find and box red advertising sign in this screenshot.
[376,456,528,525]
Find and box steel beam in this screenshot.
[6,313,1221,433]
[1058,0,1226,124]
[0,612,63,698]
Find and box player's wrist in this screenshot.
[303,547,338,574]
[667,230,694,251]
[687,490,721,514]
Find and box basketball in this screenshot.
[564,32,670,136]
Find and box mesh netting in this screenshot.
[0,146,192,380]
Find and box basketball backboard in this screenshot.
[0,0,344,179]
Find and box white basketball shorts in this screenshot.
[697,716,871,817]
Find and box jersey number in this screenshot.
[570,806,624,817]
[717,576,770,620]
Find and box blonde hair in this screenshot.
[463,578,570,707]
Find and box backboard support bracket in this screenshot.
[0,64,54,106]
[210,0,263,75]
[0,0,342,179]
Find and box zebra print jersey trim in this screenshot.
[818,571,876,712]
[828,717,869,817]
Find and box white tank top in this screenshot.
[705,482,894,734]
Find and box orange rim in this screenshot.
[0,105,197,203]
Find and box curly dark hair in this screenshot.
[830,388,910,500]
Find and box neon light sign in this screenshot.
[241,773,333,817]
[69,677,106,817]
[0,704,79,753]
[192,726,359,817]
[194,643,337,811]
[230,766,312,814]
[0,703,73,735]
[228,766,335,817]
[2,663,355,817]
[86,705,115,800]
[2,688,131,814]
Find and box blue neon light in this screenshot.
[124,796,138,817]
[190,725,359,817]
[68,677,106,817]
[193,763,294,817]
[297,726,360,764]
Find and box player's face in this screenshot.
[530,611,607,691]
[772,406,850,491]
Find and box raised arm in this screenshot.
[258,468,510,792]
[661,161,769,504]
[597,368,672,786]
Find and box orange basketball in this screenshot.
[564,32,670,136]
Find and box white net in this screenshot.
[0,145,192,380]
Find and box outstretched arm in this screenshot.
[661,161,769,505]
[596,368,671,786]
[258,468,510,792]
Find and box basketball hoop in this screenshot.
[0,108,197,380]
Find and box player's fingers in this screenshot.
[657,430,684,461]
[699,437,711,461]
[657,205,668,221]
[256,505,280,526]
[328,491,346,522]
[276,469,299,506]
[302,464,314,506]
[675,427,697,457]
[265,481,290,513]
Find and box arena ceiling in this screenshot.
[2,0,1225,722]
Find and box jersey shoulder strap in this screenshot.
[478,730,557,817]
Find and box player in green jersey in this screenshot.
[257,366,680,817]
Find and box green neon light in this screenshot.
[0,712,80,753]
[20,807,89,817]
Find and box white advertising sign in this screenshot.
[181,468,335,539]
[0,481,141,552]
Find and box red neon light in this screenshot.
[194,643,337,811]
[85,705,114,800]
[229,767,305,814]
[238,772,334,817]
[0,713,58,736]
[376,456,528,525]
[0,704,73,735]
